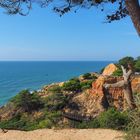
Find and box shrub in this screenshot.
[112,68,123,76]
[67,108,128,130]
[83,73,92,79]
[97,108,129,130]
[45,111,62,124]
[48,85,62,93]
[0,113,38,131]
[0,114,26,130]
[135,60,140,72]
[38,119,53,129]
[114,56,140,73]
[83,73,97,80]
[80,80,93,90]
[10,90,44,113]
[62,78,81,92]
[125,94,140,140]
[45,93,68,111]
[119,56,134,68]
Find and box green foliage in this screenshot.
[115,56,140,72]
[69,108,128,130]
[0,110,63,131]
[97,108,129,130]
[38,119,53,129]
[10,90,44,112]
[119,56,134,68]
[37,112,62,129]
[125,94,140,140]
[0,114,26,130]
[44,92,68,111]
[80,80,93,90]
[62,78,81,92]
[62,76,96,92]
[0,112,40,130]
[83,73,92,79]
[112,68,123,76]
[135,60,140,72]
[48,85,62,93]
[45,111,62,125]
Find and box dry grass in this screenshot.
[125,94,140,140]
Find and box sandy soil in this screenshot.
[0,129,124,140]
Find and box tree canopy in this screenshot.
[0,0,140,36]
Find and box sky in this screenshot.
[0,4,140,61]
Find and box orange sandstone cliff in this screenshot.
[90,64,140,111]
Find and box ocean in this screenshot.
[0,61,112,106]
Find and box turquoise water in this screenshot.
[0,61,112,106]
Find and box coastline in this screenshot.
[0,61,111,106]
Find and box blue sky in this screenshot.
[0,4,139,61]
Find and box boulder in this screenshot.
[102,63,118,76]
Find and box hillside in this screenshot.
[0,59,140,139]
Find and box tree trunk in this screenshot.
[104,65,136,109]
[123,81,136,109]
[125,0,140,36]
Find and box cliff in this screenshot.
[89,64,140,111]
[62,64,140,118]
[102,63,118,76]
[0,63,140,128]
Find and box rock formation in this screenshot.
[0,63,140,122]
[102,63,118,76]
[90,64,140,111]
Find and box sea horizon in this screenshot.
[0,60,116,62]
[0,61,113,106]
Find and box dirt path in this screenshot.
[0,129,124,140]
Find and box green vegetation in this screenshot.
[0,90,130,131]
[0,61,140,138]
[112,56,140,76]
[48,85,62,93]
[112,68,123,77]
[125,94,140,140]
[118,56,140,72]
[70,108,129,130]
[119,56,134,68]
[82,73,97,80]
[97,108,128,130]
[62,78,81,92]
[83,73,92,79]
[10,90,44,112]
[135,60,140,72]
[62,77,94,92]
[80,80,93,90]
[0,90,66,130]
[44,92,68,111]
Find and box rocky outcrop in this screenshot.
[64,91,102,119]
[90,75,140,111]
[102,63,118,76]
[0,63,140,122]
[88,63,140,111]
[131,75,140,93]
